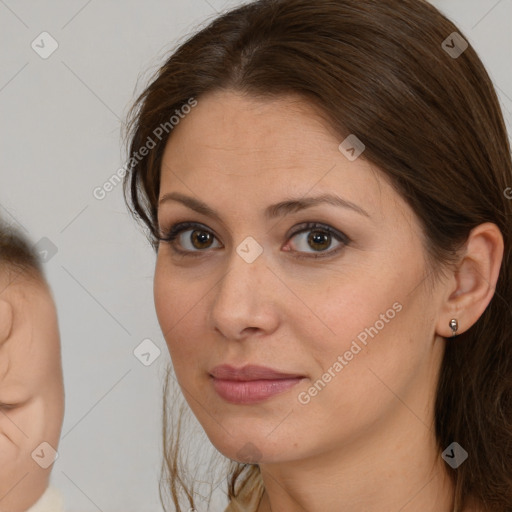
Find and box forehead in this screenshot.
[162,90,341,174]
[0,279,59,391]
[159,90,413,227]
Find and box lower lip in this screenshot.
[211,377,304,404]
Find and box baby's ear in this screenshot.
[0,298,14,347]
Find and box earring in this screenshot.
[449,318,458,337]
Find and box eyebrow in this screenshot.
[158,192,370,221]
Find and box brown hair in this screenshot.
[123,0,512,510]
[0,219,43,285]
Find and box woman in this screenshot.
[123,0,512,510]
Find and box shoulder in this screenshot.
[25,486,65,512]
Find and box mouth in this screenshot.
[209,364,306,404]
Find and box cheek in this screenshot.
[0,429,24,497]
[292,270,402,361]
[0,431,19,464]
[154,260,206,368]
[0,408,32,453]
[154,256,179,344]
[294,273,418,403]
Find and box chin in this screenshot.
[201,422,296,465]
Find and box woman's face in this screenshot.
[154,89,447,464]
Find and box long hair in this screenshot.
[123,1,512,510]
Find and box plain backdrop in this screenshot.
[0,1,511,511]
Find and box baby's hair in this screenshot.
[0,219,44,286]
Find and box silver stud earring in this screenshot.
[449,318,458,337]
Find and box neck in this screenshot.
[256,406,455,512]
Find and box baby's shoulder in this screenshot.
[25,486,64,512]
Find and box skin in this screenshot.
[0,271,64,512]
[154,89,503,512]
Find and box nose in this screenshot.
[208,246,280,341]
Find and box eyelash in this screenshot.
[158,221,350,260]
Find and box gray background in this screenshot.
[0,1,511,511]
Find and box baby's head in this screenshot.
[0,221,64,512]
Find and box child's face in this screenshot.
[0,271,64,512]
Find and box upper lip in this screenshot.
[209,364,304,381]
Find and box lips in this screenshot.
[209,364,304,381]
[209,364,305,404]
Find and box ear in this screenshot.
[436,222,504,338]
[0,298,14,347]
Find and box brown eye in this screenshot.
[159,222,221,254]
[307,230,331,251]
[189,229,215,250]
[159,221,350,259]
[287,222,349,259]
